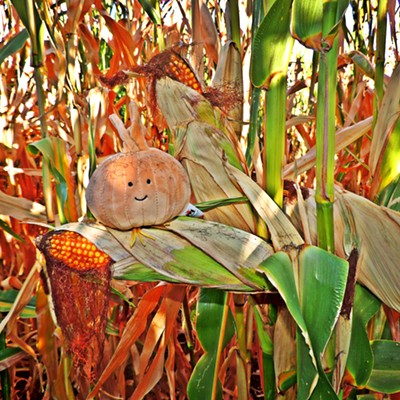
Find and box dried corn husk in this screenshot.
[59,218,274,292]
[211,41,243,138]
[287,187,400,312]
[200,1,220,65]
[156,77,256,232]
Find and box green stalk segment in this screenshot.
[315,1,341,253]
[375,0,388,103]
[0,324,10,400]
[265,74,288,207]
[12,0,55,223]
[250,0,293,206]
[227,0,241,51]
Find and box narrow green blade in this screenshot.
[188,289,234,400]
[0,29,29,65]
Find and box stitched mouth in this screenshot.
[135,195,148,202]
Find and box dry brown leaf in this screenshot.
[0,192,47,223]
[88,285,165,398]
[131,286,186,399]
[284,117,373,179]
[200,1,220,65]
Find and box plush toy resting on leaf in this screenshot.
[86,103,191,230]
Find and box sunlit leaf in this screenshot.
[225,162,303,250]
[62,219,274,292]
[0,192,47,224]
[376,174,400,211]
[131,286,186,399]
[284,117,373,179]
[370,63,400,197]
[251,0,293,88]
[291,0,350,50]
[287,187,400,313]
[88,285,164,398]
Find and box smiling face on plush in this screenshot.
[86,148,191,230]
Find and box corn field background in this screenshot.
[1,0,400,399]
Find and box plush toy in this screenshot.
[86,103,191,230]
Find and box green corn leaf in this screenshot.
[346,285,381,387]
[137,0,161,25]
[251,0,294,88]
[28,137,70,224]
[258,246,348,399]
[11,0,45,65]
[291,0,350,51]
[254,306,276,399]
[250,0,294,204]
[366,340,400,393]
[291,0,323,49]
[195,197,248,212]
[298,246,348,399]
[188,289,234,400]
[299,246,348,364]
[258,252,318,399]
[0,29,29,65]
[347,50,375,79]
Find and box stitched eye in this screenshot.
[146,179,151,184]
[128,181,133,187]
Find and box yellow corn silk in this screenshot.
[36,230,113,379]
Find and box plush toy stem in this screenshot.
[109,102,149,153]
